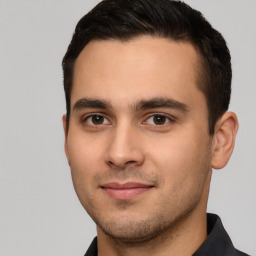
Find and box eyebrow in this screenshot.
[73,98,111,111]
[133,97,189,113]
[72,97,189,113]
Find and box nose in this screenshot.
[105,123,145,169]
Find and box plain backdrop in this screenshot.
[0,0,255,255]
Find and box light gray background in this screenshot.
[0,1,255,255]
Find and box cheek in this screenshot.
[68,132,105,168]
[66,133,108,211]
[147,131,210,184]
[67,132,107,195]
[147,132,211,214]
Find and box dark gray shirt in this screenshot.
[84,214,249,256]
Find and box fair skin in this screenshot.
[63,36,238,256]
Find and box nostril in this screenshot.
[107,159,141,169]
[126,160,136,164]
[124,160,142,168]
[125,161,139,166]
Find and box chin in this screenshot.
[95,214,175,244]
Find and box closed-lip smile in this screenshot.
[101,182,154,200]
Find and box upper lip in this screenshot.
[101,182,154,189]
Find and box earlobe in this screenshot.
[62,115,70,164]
[211,112,239,169]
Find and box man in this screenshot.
[62,0,249,255]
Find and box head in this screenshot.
[62,0,238,244]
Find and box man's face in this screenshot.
[64,36,214,242]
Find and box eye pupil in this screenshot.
[153,115,166,125]
[92,115,104,125]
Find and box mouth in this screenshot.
[100,182,154,200]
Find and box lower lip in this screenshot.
[103,187,152,200]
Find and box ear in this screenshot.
[211,112,239,169]
[62,115,70,165]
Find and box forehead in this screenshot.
[72,36,204,109]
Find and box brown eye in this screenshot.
[153,115,167,125]
[84,115,110,126]
[91,115,104,125]
[144,114,172,126]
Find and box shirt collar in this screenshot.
[193,213,235,255]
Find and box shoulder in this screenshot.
[193,214,250,256]
[84,237,98,256]
[234,249,251,256]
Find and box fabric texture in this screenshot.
[84,213,249,256]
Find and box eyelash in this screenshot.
[82,113,175,127]
[82,114,111,126]
[143,114,173,126]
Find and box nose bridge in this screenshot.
[105,119,144,168]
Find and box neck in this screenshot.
[97,208,208,256]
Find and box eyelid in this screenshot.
[142,113,175,125]
[82,113,111,125]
